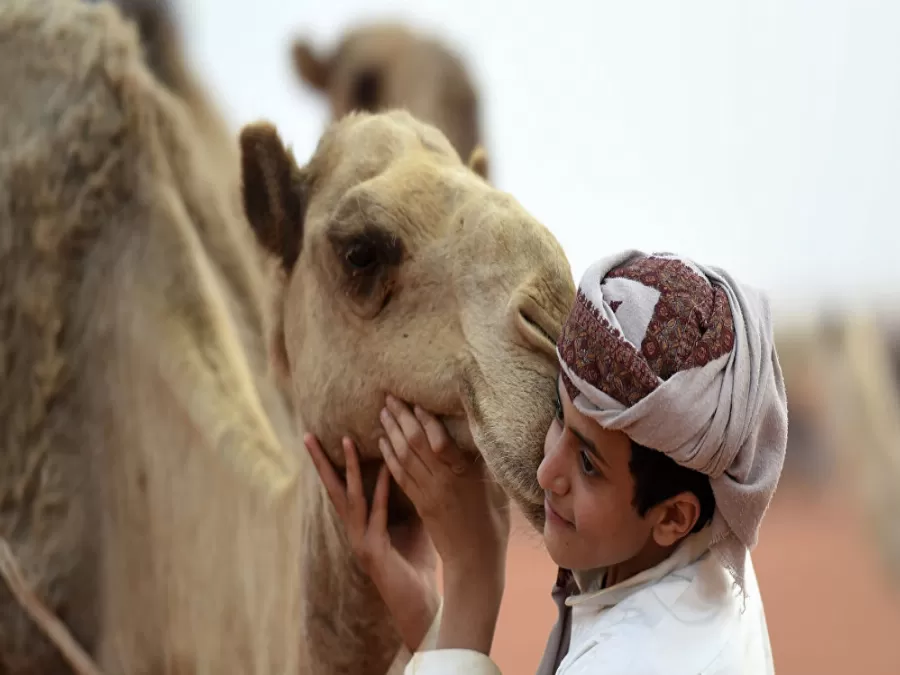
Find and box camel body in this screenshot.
[0,1,574,673]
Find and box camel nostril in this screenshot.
[523,311,555,344]
[516,308,558,356]
[510,287,563,359]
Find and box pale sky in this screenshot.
[175,0,898,317]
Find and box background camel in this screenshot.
[781,315,900,587]
[0,2,573,674]
[293,22,488,178]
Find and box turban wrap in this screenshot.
[556,250,788,591]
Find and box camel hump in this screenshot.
[0,2,144,472]
[101,0,182,91]
[103,0,239,171]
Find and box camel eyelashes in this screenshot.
[332,225,404,274]
[327,224,404,318]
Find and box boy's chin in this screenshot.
[543,529,619,573]
[542,527,581,570]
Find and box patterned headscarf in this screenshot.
[556,250,788,592]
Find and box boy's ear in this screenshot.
[292,38,331,92]
[467,145,490,181]
[239,121,309,271]
[650,492,701,548]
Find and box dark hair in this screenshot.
[628,441,715,534]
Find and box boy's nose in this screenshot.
[537,441,569,495]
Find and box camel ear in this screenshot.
[467,145,489,181]
[292,38,330,92]
[239,121,308,271]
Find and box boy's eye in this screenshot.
[554,392,564,421]
[580,450,599,477]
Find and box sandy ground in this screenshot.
[489,487,900,674]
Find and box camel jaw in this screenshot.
[441,414,548,532]
[439,414,478,455]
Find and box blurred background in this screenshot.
[159,0,898,671]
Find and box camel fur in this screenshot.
[293,22,489,179]
[106,0,239,178]
[0,1,575,673]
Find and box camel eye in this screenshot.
[345,241,377,270]
[328,221,404,318]
[328,221,403,289]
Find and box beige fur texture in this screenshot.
[293,23,488,178]
[0,1,574,673]
[108,0,239,179]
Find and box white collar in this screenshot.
[566,526,714,608]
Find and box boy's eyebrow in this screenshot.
[571,427,610,469]
[557,379,611,469]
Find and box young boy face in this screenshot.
[538,378,701,574]
[537,380,653,571]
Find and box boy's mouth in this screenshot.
[545,496,574,529]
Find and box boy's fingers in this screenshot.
[412,405,447,449]
[385,395,431,456]
[380,437,421,504]
[343,437,368,531]
[304,434,348,519]
[370,463,391,536]
[380,407,432,483]
[412,405,470,472]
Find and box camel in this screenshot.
[805,314,900,587]
[105,0,239,175]
[0,2,574,674]
[293,22,489,179]
[773,314,900,590]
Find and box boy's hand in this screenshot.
[304,434,438,652]
[378,395,510,585]
[378,395,511,655]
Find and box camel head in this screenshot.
[240,110,574,525]
[292,23,485,175]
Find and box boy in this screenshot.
[306,250,787,674]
